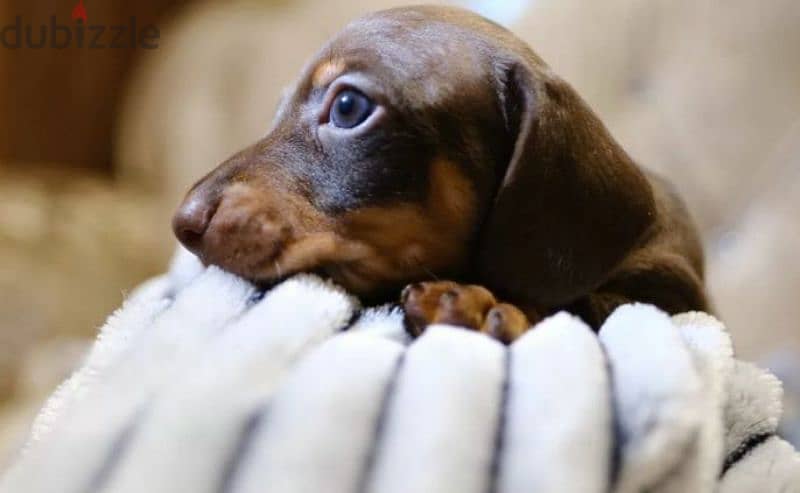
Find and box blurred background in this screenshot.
[1,0,798,465]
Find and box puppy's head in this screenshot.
[173,6,655,304]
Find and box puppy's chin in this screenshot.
[200,232,370,291]
[216,257,394,302]
[213,250,422,304]
[203,227,455,302]
[235,256,393,297]
[250,268,327,291]
[209,254,319,288]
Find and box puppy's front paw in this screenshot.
[400,281,531,344]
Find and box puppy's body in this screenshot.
[561,171,708,327]
[172,6,709,342]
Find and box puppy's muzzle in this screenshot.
[172,183,293,276]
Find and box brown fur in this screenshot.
[311,58,347,88]
[172,6,710,341]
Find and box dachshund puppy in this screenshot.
[172,5,709,343]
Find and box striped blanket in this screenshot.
[1,250,798,493]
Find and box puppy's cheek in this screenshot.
[399,244,427,266]
[427,158,478,238]
[330,207,471,290]
[332,158,480,285]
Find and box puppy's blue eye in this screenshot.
[330,89,373,128]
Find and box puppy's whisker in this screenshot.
[274,260,283,278]
[420,264,439,281]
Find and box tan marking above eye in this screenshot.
[312,58,347,88]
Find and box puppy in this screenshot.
[172,5,709,343]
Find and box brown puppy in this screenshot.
[172,5,709,343]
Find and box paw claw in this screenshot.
[485,308,502,326]
[400,283,419,304]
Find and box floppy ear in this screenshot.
[477,55,657,308]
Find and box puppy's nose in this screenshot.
[172,193,217,254]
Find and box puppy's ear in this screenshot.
[477,56,657,307]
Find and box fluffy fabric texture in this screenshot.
[1,249,798,493]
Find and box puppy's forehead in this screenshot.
[303,7,505,101]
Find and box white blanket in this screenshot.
[1,251,798,493]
